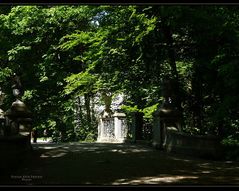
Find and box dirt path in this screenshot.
[1,142,239,186]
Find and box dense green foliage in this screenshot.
[0,5,239,158]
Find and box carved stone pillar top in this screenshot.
[102,92,112,113]
[11,73,24,100]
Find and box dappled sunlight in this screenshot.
[40,149,68,158]
[197,162,239,171]
[110,148,150,154]
[33,143,67,150]
[6,142,238,185]
[199,163,211,166]
[111,149,127,154]
[1,5,239,186]
[67,147,99,152]
[201,170,211,174]
[33,142,154,155]
[197,163,215,169]
[36,146,62,150]
[223,166,239,170]
[112,175,199,185]
[168,156,197,163]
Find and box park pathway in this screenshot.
[1,142,239,186]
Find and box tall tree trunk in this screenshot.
[90,94,97,131]
[217,92,225,138]
[191,64,203,133]
[131,95,145,141]
[161,16,182,112]
[74,96,82,131]
[91,95,95,120]
[135,111,144,140]
[84,93,91,126]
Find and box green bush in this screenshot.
[84,132,96,142]
[221,135,239,161]
[65,129,78,142]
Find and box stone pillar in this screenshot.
[152,107,162,149]
[97,92,114,142]
[4,74,33,149]
[113,111,127,142]
[152,77,182,149]
[97,117,103,141]
[130,112,136,142]
[97,110,115,142]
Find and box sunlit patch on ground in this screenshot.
[3,142,238,185]
[110,148,150,154]
[112,175,199,185]
[201,170,211,174]
[40,149,68,158]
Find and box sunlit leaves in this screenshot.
[22,89,37,101]
[59,32,94,51]
[0,67,12,82]
[0,5,239,147]
[142,103,159,120]
[64,71,97,95]
[0,5,96,135]
[7,45,31,61]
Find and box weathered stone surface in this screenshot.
[164,129,223,159]
[97,111,128,143]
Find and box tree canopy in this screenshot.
[0,5,239,157]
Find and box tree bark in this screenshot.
[191,64,203,132]
[75,96,82,131]
[135,111,144,140]
[84,93,91,125]
[160,16,182,112]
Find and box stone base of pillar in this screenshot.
[97,111,128,143]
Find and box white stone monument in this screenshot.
[97,93,128,143]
